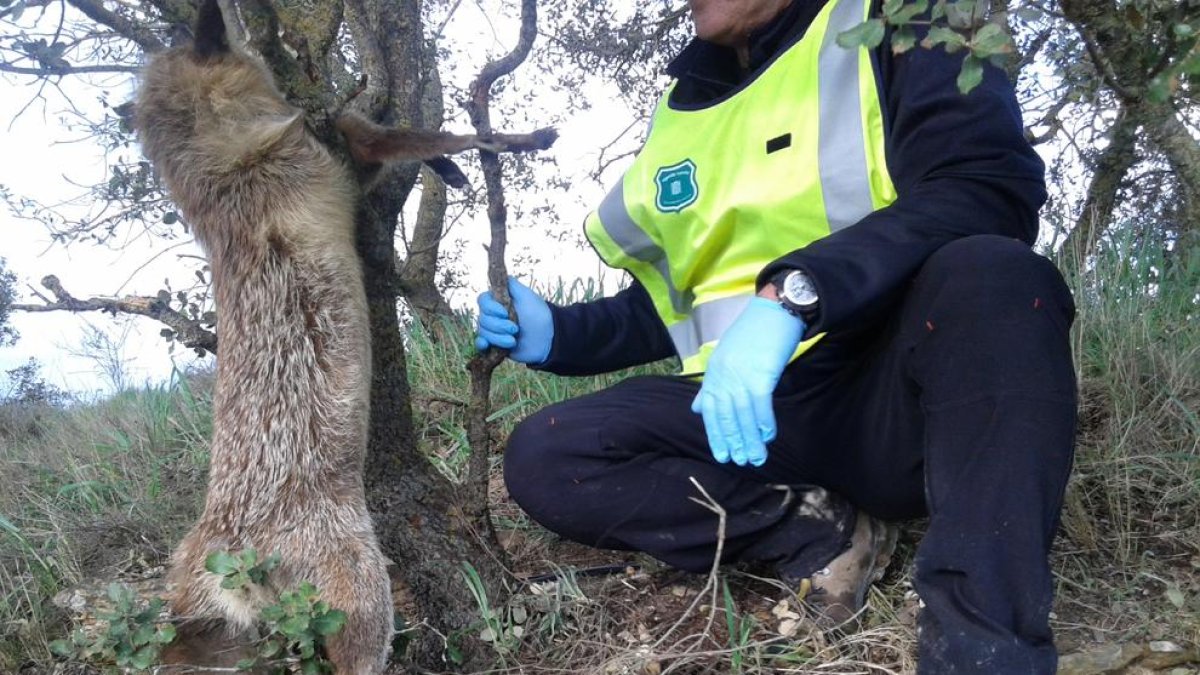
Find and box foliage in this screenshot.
[205,548,347,674]
[2,358,67,407]
[836,0,1012,94]
[0,257,15,347]
[47,583,176,673]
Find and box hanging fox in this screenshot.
[134,0,555,671]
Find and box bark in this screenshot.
[462,0,540,559]
[1058,0,1200,257]
[243,0,508,668]
[344,0,510,669]
[1134,100,1200,242]
[11,276,217,355]
[399,167,455,329]
[398,56,454,329]
[1061,109,1138,264]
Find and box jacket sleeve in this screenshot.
[534,279,677,376]
[757,39,1047,336]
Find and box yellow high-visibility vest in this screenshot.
[584,0,897,374]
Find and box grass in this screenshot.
[0,256,1196,673]
[0,369,212,670]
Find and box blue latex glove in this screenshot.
[690,297,806,467]
[474,276,553,365]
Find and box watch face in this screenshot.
[783,271,819,307]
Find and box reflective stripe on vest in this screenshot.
[584,0,896,374]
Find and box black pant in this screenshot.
[504,235,1078,673]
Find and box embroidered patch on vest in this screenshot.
[654,159,699,213]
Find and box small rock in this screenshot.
[1057,643,1144,675]
[1150,641,1184,653]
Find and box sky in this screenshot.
[0,3,638,398]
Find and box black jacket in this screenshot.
[539,0,1046,376]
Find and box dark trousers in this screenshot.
[504,235,1078,673]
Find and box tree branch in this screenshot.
[65,0,165,52]
[11,275,217,355]
[462,0,539,553]
[0,61,139,75]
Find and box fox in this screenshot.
[134,0,554,671]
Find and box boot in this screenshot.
[801,511,898,627]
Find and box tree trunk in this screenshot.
[247,0,507,668]
[1061,109,1138,263]
[399,168,456,330]
[1059,0,1200,256]
[1134,100,1200,243]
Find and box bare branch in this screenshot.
[0,61,139,75]
[11,275,216,355]
[65,0,165,52]
[462,0,540,562]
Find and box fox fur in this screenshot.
[129,0,544,670]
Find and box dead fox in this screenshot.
[134,0,551,671]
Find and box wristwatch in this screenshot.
[771,269,819,320]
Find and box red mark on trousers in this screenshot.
[925,320,935,332]
[1033,297,1042,309]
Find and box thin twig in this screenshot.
[651,476,728,651]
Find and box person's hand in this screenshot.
[690,297,805,466]
[475,276,553,365]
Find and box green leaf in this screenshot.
[890,0,929,24]
[969,23,1012,58]
[891,24,917,54]
[154,623,177,644]
[882,0,903,15]
[297,639,315,659]
[106,582,134,606]
[261,604,286,622]
[238,548,259,568]
[945,0,977,29]
[205,550,240,576]
[929,0,946,21]
[836,19,886,50]
[1174,23,1195,39]
[259,639,281,658]
[510,605,528,624]
[220,572,248,590]
[924,26,967,52]
[279,615,310,636]
[49,639,74,658]
[957,55,984,93]
[132,622,156,647]
[300,659,322,675]
[236,657,258,671]
[130,645,157,670]
[312,609,347,636]
[1166,585,1186,609]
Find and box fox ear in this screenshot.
[193,0,229,59]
